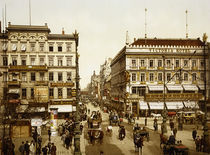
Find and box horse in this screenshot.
[160,134,168,149]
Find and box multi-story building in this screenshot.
[90,71,100,101]
[99,58,112,103]
[0,22,78,118]
[111,37,209,116]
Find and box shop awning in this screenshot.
[166,85,183,91]
[166,102,184,110]
[139,101,149,110]
[148,102,164,110]
[182,85,198,91]
[148,85,164,91]
[48,105,72,112]
[183,101,199,109]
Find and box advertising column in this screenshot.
[50,108,58,136]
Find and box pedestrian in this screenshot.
[48,129,51,141]
[37,135,42,149]
[169,120,174,130]
[24,141,30,155]
[19,141,25,155]
[80,123,83,134]
[65,136,70,149]
[47,142,52,154]
[195,136,201,152]
[173,127,177,138]
[42,146,48,155]
[137,136,144,155]
[100,151,104,155]
[51,143,57,155]
[29,140,35,155]
[192,129,197,141]
[200,135,204,152]
[99,131,104,144]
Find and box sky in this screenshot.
[0,0,210,89]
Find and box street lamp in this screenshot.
[161,55,167,134]
[202,33,209,153]
[73,30,81,155]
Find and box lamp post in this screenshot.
[161,55,167,134]
[202,33,209,153]
[73,30,81,155]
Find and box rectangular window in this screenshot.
[158,73,162,81]
[22,88,27,99]
[31,88,34,99]
[49,72,54,81]
[31,72,36,81]
[58,59,63,66]
[200,73,204,81]
[175,60,180,67]
[132,59,136,67]
[149,60,154,67]
[21,58,26,66]
[22,72,27,82]
[200,60,204,67]
[21,44,26,51]
[31,57,35,65]
[49,58,54,66]
[49,45,53,52]
[140,73,145,82]
[40,44,44,51]
[140,60,145,67]
[12,44,17,51]
[40,57,45,65]
[58,72,63,81]
[58,46,62,52]
[67,57,72,66]
[40,72,45,81]
[149,73,154,81]
[167,73,171,82]
[192,73,196,81]
[58,88,62,98]
[66,44,72,52]
[49,88,54,97]
[184,60,188,67]
[158,60,162,67]
[3,72,8,82]
[166,60,171,67]
[176,73,180,81]
[67,88,72,98]
[132,87,137,94]
[3,57,8,66]
[192,60,197,67]
[131,73,136,81]
[30,43,35,51]
[67,72,72,81]
[12,57,17,66]
[2,43,7,51]
[184,73,188,81]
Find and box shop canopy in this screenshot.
[148,102,164,110]
[165,102,184,110]
[148,85,164,91]
[48,105,73,113]
[183,101,199,109]
[166,85,183,91]
[139,101,149,110]
[182,85,198,91]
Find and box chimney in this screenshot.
[62,28,65,35]
[134,38,136,42]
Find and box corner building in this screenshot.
[111,38,209,116]
[0,23,77,118]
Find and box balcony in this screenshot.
[145,93,203,102]
[139,67,146,70]
[7,81,20,86]
[50,82,74,87]
[192,67,198,70]
[9,65,48,71]
[35,81,48,86]
[157,67,164,70]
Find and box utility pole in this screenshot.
[161,55,167,134]
[202,33,209,153]
[73,30,81,155]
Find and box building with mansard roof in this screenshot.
[0,22,78,119]
[111,37,209,117]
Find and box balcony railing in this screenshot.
[9,65,48,71]
[35,81,49,86]
[145,93,203,101]
[7,81,20,86]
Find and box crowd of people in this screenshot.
[192,128,205,152]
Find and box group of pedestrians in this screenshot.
[2,137,15,155]
[18,140,35,155]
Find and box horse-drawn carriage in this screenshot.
[86,111,103,143]
[133,127,149,142]
[163,144,189,155]
[109,113,120,125]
